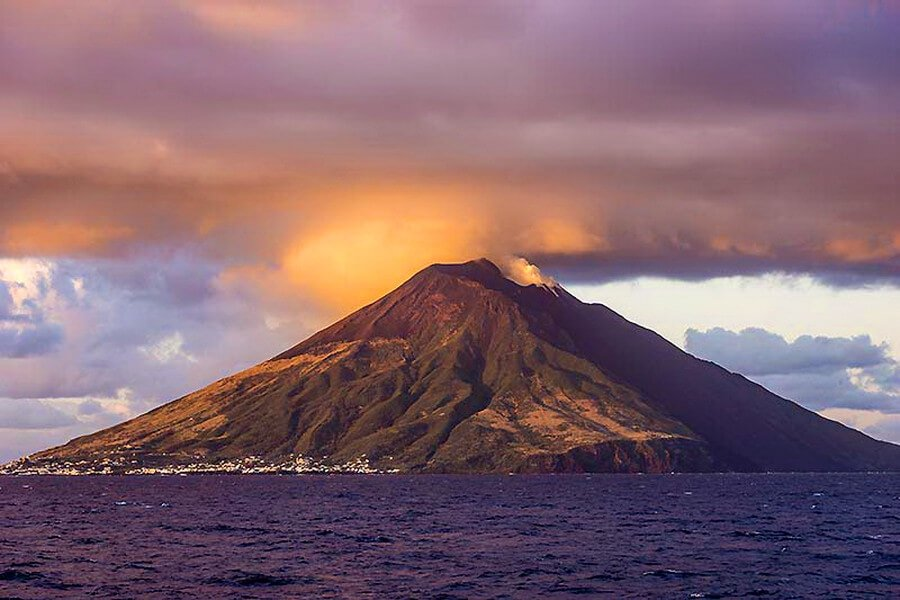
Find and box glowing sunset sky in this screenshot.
[1,1,898,459]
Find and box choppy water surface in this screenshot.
[0,473,898,598]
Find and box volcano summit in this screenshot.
[8,259,900,474]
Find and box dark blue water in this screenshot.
[0,474,897,598]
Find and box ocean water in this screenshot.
[0,474,897,598]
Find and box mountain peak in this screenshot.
[433,257,503,278]
[419,257,565,300]
[418,257,508,289]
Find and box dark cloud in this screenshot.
[545,250,900,288]
[0,274,64,358]
[756,371,897,413]
[0,281,14,320]
[3,2,898,121]
[684,327,889,375]
[0,321,64,359]
[686,327,899,413]
[81,253,220,308]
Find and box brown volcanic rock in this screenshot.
[25,259,900,473]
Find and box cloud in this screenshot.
[0,321,63,358]
[0,398,76,429]
[281,204,488,312]
[140,332,197,364]
[684,327,889,376]
[0,1,897,295]
[0,281,14,320]
[756,370,898,413]
[0,265,65,357]
[76,399,104,416]
[819,408,900,444]
[3,222,134,256]
[685,327,899,413]
[0,256,316,403]
[0,388,148,461]
[516,218,608,255]
[180,0,311,37]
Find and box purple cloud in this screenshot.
[686,327,899,413]
[685,327,889,376]
[0,398,75,430]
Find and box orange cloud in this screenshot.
[825,235,900,263]
[259,180,484,311]
[181,1,309,36]
[284,216,486,313]
[2,222,134,256]
[517,218,608,255]
[710,236,772,258]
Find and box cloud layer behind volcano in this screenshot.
[1,0,898,307]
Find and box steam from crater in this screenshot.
[501,257,558,288]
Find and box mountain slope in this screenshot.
[16,259,900,473]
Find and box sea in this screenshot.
[0,473,897,598]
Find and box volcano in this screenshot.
[12,259,900,474]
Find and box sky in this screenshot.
[0,0,898,461]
